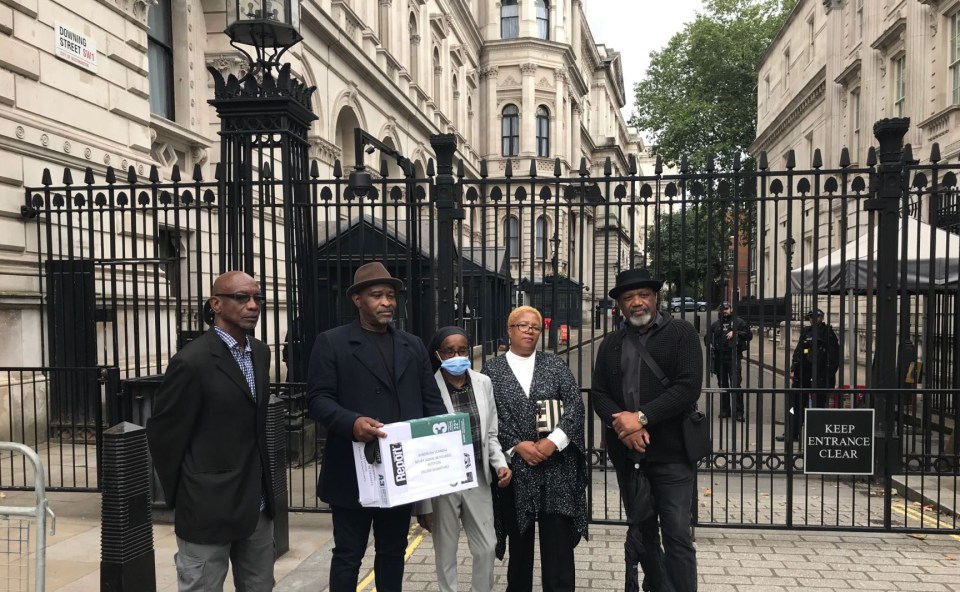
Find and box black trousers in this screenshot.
[329,504,412,592]
[502,483,577,592]
[714,357,743,414]
[635,462,698,592]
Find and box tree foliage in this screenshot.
[645,203,730,300]
[632,0,797,169]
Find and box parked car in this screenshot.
[664,296,707,312]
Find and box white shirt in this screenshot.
[505,350,569,453]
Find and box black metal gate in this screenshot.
[15,118,960,534]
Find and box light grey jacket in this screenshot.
[414,368,509,514]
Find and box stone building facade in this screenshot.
[753,0,958,297]
[0,0,641,369]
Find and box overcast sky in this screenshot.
[582,0,704,122]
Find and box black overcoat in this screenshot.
[306,321,447,508]
[147,329,274,544]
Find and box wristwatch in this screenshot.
[637,410,649,426]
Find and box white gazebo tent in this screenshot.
[790,216,960,294]
[789,216,960,386]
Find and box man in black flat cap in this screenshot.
[778,308,840,442]
[306,261,447,592]
[591,268,703,592]
[705,301,752,421]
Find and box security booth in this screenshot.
[458,246,513,354]
[523,274,584,329]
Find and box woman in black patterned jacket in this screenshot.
[482,306,588,592]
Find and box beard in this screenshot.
[626,310,653,328]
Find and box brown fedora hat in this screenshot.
[346,261,403,297]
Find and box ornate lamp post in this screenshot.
[225,0,302,75]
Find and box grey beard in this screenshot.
[627,311,653,328]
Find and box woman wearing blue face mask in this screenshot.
[415,326,512,592]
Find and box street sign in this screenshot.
[55,22,97,73]
[803,408,875,475]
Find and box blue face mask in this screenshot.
[439,356,471,376]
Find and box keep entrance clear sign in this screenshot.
[803,408,875,475]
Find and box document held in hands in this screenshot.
[352,412,477,507]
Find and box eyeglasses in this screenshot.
[509,322,542,333]
[215,292,266,305]
[437,348,470,358]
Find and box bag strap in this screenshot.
[634,339,672,389]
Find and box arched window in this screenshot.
[536,216,547,258]
[408,13,420,84]
[535,0,549,40]
[506,216,520,257]
[501,0,519,39]
[536,106,550,157]
[502,105,519,157]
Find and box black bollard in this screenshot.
[100,422,156,592]
[267,396,289,557]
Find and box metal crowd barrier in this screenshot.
[0,443,55,592]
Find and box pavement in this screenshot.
[9,489,960,591]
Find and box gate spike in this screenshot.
[930,142,941,163]
[427,159,435,177]
[192,163,204,182]
[84,167,95,185]
[263,162,273,179]
[785,150,796,170]
[105,167,117,184]
[603,157,612,176]
[149,165,160,183]
[529,158,537,178]
[504,159,512,178]
[41,169,53,186]
[127,165,137,184]
[866,147,877,167]
[654,155,663,175]
[171,164,181,183]
[310,160,320,178]
[480,160,488,178]
[732,152,741,171]
[758,152,768,171]
[839,148,850,168]
[456,159,464,178]
[578,157,588,177]
[333,159,342,178]
[706,153,715,173]
[679,155,688,174]
[628,154,638,176]
[812,149,822,169]
[554,157,562,177]
[380,159,389,177]
[62,168,73,185]
[901,144,913,164]
[215,162,224,181]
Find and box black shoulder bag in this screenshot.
[634,341,711,463]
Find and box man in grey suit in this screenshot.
[307,261,447,592]
[415,326,512,592]
[147,271,274,592]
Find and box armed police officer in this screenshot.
[778,308,840,442]
[704,301,751,421]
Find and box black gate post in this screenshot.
[431,134,459,330]
[868,118,909,489]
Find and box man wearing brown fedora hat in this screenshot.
[306,261,446,592]
[591,268,703,592]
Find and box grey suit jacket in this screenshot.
[414,368,508,515]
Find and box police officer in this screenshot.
[704,301,751,421]
[778,308,840,441]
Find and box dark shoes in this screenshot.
[736,412,745,422]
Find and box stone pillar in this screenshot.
[554,69,566,162]
[572,0,582,57]
[521,62,537,157]
[410,34,421,86]
[482,66,499,158]
[571,103,582,165]
[379,0,392,53]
